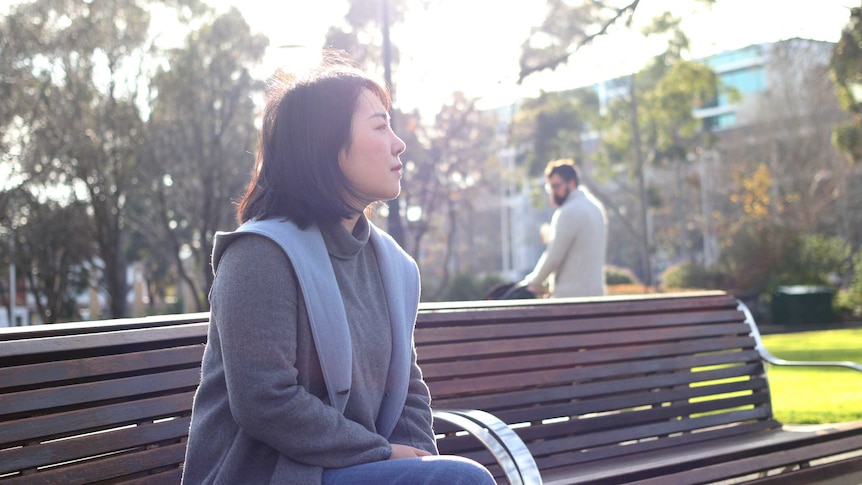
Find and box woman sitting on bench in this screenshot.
[181,51,494,485]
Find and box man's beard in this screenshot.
[553,187,571,207]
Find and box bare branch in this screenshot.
[518,0,640,83]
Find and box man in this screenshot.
[521,159,607,298]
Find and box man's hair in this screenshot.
[544,159,579,185]
[236,50,391,228]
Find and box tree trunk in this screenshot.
[629,75,653,286]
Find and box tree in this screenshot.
[139,8,267,310]
[829,6,862,254]
[518,0,716,82]
[325,0,418,246]
[589,15,718,284]
[0,186,95,323]
[709,39,854,294]
[731,40,849,237]
[9,191,94,323]
[831,5,862,167]
[398,92,501,299]
[511,88,600,176]
[2,0,152,317]
[324,0,410,71]
[0,0,201,318]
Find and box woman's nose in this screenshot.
[393,133,406,156]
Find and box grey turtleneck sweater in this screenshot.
[182,217,436,485]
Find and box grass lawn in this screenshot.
[761,328,862,424]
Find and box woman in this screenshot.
[181,52,495,485]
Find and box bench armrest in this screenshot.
[432,409,542,485]
[737,300,862,373]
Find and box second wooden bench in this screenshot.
[416,290,862,484]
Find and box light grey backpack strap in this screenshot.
[212,218,352,413]
[369,223,421,438]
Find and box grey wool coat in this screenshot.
[181,217,437,484]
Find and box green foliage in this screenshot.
[512,88,599,176]
[660,262,729,290]
[605,265,639,285]
[830,6,862,165]
[770,235,851,288]
[710,215,850,298]
[141,7,267,310]
[832,120,862,165]
[836,251,862,316]
[1,0,184,317]
[830,6,862,114]
[718,222,799,295]
[12,194,94,323]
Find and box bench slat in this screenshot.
[0,416,190,475]
[122,467,185,485]
[419,327,754,362]
[0,323,208,359]
[542,424,862,484]
[0,442,187,485]
[0,345,204,389]
[426,348,762,398]
[2,392,195,446]
[2,368,201,416]
[421,344,761,381]
[415,308,746,344]
[431,361,766,411]
[625,433,862,485]
[491,377,770,426]
[525,406,772,455]
[417,292,737,325]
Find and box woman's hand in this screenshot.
[389,444,432,459]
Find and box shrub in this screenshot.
[768,234,851,290]
[719,223,798,295]
[661,262,730,290]
[605,265,640,285]
[837,251,862,317]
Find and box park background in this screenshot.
[3,0,862,331]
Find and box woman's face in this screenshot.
[338,88,406,210]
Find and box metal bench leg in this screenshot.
[433,409,542,485]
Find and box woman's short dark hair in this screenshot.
[237,51,391,228]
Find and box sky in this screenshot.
[207,0,858,117]
[3,0,856,116]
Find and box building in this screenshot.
[495,38,848,285]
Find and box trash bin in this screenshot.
[770,285,834,326]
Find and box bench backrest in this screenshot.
[0,313,209,484]
[0,291,770,483]
[416,291,777,480]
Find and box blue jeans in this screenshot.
[322,455,496,485]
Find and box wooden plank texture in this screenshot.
[0,321,205,483]
[1,291,860,485]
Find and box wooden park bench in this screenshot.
[1,290,860,484]
[0,313,210,484]
[417,291,862,484]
